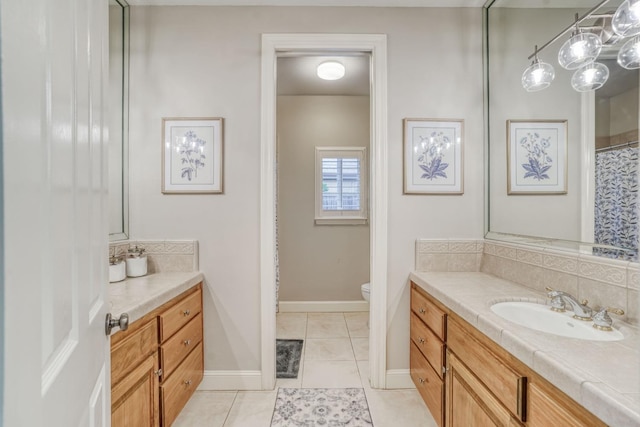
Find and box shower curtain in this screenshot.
[594,147,639,261]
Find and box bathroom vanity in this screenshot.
[409,271,639,427]
[109,272,204,426]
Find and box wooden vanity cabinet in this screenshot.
[111,283,204,427]
[410,283,447,427]
[111,319,160,427]
[410,281,606,427]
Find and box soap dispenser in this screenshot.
[109,255,126,283]
[126,246,148,278]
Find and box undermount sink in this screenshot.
[490,301,624,342]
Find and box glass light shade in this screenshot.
[618,35,640,69]
[571,62,610,92]
[558,32,603,70]
[521,59,555,92]
[612,0,640,37]
[317,61,345,80]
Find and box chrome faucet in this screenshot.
[545,287,593,321]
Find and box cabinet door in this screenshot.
[446,351,522,427]
[112,353,160,427]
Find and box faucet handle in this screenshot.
[593,307,625,331]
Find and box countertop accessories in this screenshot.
[109,255,126,283]
[126,245,147,278]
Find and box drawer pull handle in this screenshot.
[419,307,426,314]
[183,309,191,316]
[184,339,192,346]
[154,369,163,377]
[418,337,425,344]
[184,379,193,386]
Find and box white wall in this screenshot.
[128,6,484,373]
[277,96,370,302]
[488,8,584,241]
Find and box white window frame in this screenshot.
[315,146,368,225]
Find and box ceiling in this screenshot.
[126,0,486,6]
[277,55,369,96]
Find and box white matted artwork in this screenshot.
[507,119,567,195]
[162,117,224,194]
[403,118,464,194]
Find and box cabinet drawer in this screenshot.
[411,286,446,340]
[160,341,204,426]
[112,319,158,386]
[410,342,444,427]
[161,313,203,380]
[448,318,526,421]
[159,288,202,342]
[410,313,445,379]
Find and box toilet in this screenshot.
[361,282,370,302]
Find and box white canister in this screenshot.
[126,245,148,277]
[109,256,126,283]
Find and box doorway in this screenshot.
[260,34,389,390]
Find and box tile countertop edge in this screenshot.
[409,271,640,427]
[109,271,205,332]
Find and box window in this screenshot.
[315,147,367,225]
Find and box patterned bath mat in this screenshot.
[271,388,373,426]
[276,339,304,379]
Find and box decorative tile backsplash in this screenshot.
[109,239,199,273]
[415,238,639,326]
[415,239,484,272]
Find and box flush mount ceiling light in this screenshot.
[571,62,610,92]
[558,15,603,70]
[618,35,640,69]
[317,61,345,80]
[612,0,640,37]
[522,46,555,92]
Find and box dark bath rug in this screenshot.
[276,339,303,379]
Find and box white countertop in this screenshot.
[410,271,640,427]
[109,271,204,332]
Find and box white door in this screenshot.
[2,0,111,426]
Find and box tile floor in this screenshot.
[173,312,437,427]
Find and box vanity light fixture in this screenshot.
[571,62,610,91]
[521,0,638,92]
[612,0,640,37]
[558,15,603,70]
[618,35,640,68]
[522,46,555,92]
[317,61,345,80]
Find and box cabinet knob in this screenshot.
[183,309,191,316]
[184,339,192,346]
[154,369,163,377]
[419,307,426,314]
[418,377,426,384]
[418,337,425,344]
[184,379,193,386]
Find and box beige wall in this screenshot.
[610,88,639,136]
[277,96,370,302]
[128,6,484,372]
[488,8,584,241]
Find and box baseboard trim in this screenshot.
[279,300,370,313]
[198,370,263,391]
[385,369,415,389]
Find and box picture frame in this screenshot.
[403,118,464,194]
[161,117,224,194]
[507,119,567,195]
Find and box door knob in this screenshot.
[105,312,129,335]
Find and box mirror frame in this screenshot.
[482,0,638,259]
[109,0,130,241]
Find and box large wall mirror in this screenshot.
[109,0,130,241]
[485,0,639,261]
